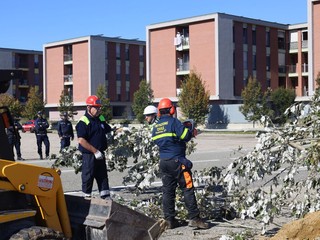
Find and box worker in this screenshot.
[151,98,208,229]
[143,105,158,127]
[6,117,24,160]
[34,111,50,160]
[75,95,112,199]
[57,112,74,152]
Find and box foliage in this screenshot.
[269,87,296,124]
[0,93,22,117]
[178,71,210,125]
[96,84,112,121]
[132,80,154,123]
[224,83,320,233]
[58,90,74,118]
[22,87,45,119]
[239,77,272,126]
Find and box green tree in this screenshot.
[0,93,23,117]
[239,77,270,126]
[178,71,210,125]
[270,87,296,124]
[22,87,45,120]
[96,84,112,121]
[132,80,154,123]
[58,90,74,118]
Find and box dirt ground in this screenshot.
[158,211,320,239]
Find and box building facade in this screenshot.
[0,48,43,103]
[146,0,320,128]
[44,35,146,120]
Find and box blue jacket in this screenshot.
[76,112,112,154]
[35,117,49,135]
[58,119,74,139]
[152,115,192,159]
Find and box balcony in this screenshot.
[64,74,73,84]
[64,54,73,64]
[174,35,190,51]
[302,40,308,49]
[176,62,189,75]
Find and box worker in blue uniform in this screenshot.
[34,111,50,160]
[57,112,74,152]
[152,98,208,229]
[76,95,112,199]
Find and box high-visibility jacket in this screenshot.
[152,115,192,159]
[76,112,112,154]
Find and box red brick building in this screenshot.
[44,35,145,120]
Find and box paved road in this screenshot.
[17,131,258,192]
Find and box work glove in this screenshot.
[94,150,104,160]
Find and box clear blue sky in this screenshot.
[0,0,308,51]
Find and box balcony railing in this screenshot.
[64,54,73,62]
[176,62,189,72]
[289,42,298,51]
[64,74,73,82]
[302,40,308,49]
[288,65,296,73]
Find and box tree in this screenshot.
[178,71,210,125]
[22,87,45,120]
[270,87,296,124]
[0,93,22,117]
[132,80,154,123]
[96,84,112,121]
[239,77,271,126]
[58,90,74,118]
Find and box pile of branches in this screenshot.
[53,92,320,232]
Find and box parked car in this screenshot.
[22,120,36,133]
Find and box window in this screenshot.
[116,60,121,74]
[243,51,248,70]
[126,81,130,101]
[253,53,257,70]
[116,43,121,59]
[140,62,144,77]
[252,28,256,45]
[116,80,121,101]
[266,55,270,71]
[302,31,308,41]
[139,46,144,61]
[125,44,129,60]
[243,26,248,44]
[266,30,270,47]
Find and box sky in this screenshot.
[0,0,308,51]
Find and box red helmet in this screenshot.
[158,98,175,115]
[158,98,173,110]
[86,95,102,107]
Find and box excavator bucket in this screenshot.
[65,194,167,240]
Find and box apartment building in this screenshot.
[0,48,43,103]
[44,35,146,120]
[146,0,320,128]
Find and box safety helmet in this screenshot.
[37,111,43,115]
[86,95,102,107]
[143,105,158,115]
[158,98,175,115]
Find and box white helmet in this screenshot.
[143,105,158,115]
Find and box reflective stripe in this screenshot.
[79,116,90,125]
[100,190,110,197]
[152,132,177,141]
[180,128,189,140]
[79,115,106,125]
[182,165,193,188]
[99,115,106,121]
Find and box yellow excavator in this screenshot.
[0,70,166,239]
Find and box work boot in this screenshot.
[166,218,180,229]
[188,217,209,229]
[39,154,43,160]
[17,157,25,161]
